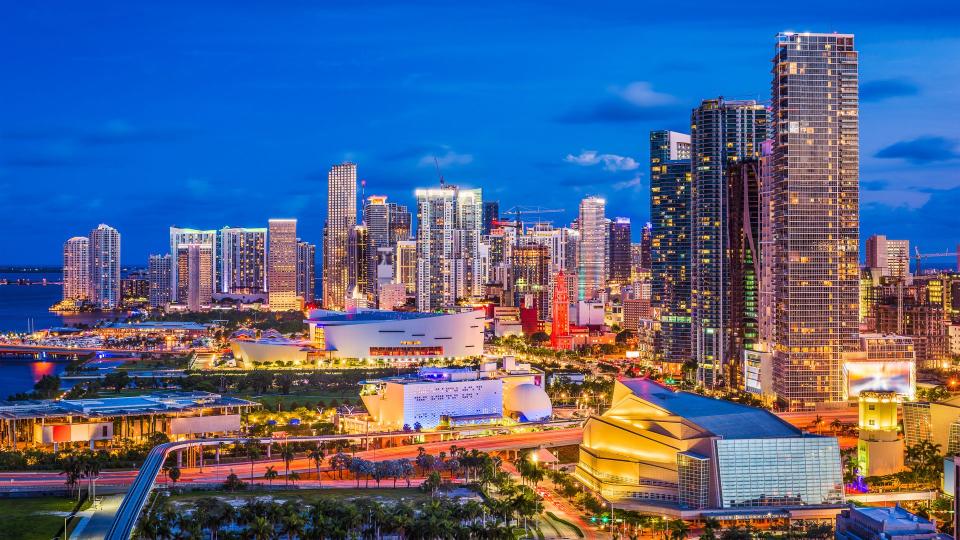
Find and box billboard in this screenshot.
[844,360,915,400]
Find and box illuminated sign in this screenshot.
[844,360,915,400]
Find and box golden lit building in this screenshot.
[268,218,301,311]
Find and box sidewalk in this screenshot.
[70,494,124,540]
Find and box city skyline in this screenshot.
[3,3,959,264]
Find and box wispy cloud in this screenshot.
[418,149,473,168]
[875,136,960,164]
[564,150,639,171]
[860,78,919,103]
[556,81,682,124]
[612,174,644,191]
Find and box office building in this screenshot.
[690,98,767,387]
[511,244,550,318]
[771,32,860,410]
[608,217,631,290]
[482,201,499,235]
[323,162,357,310]
[363,196,391,299]
[577,196,607,301]
[121,273,150,305]
[267,219,300,311]
[169,227,217,304]
[176,243,214,311]
[650,130,693,366]
[378,283,407,310]
[836,504,939,540]
[88,224,121,309]
[577,378,843,519]
[297,239,316,304]
[903,394,960,455]
[866,235,911,280]
[352,224,370,302]
[62,236,89,302]
[388,202,412,244]
[220,227,267,294]
[395,240,417,294]
[148,254,172,308]
[415,185,483,311]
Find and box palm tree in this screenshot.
[289,471,301,485]
[308,445,325,486]
[830,418,844,434]
[249,515,274,540]
[194,497,233,540]
[279,444,296,487]
[667,518,689,539]
[264,465,278,488]
[701,517,720,540]
[245,440,262,485]
[810,414,824,434]
[279,501,305,540]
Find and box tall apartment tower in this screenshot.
[363,196,391,299]
[608,217,632,289]
[353,224,370,303]
[388,202,412,244]
[415,185,483,311]
[866,235,910,279]
[176,244,213,311]
[772,32,859,410]
[512,243,551,317]
[88,224,121,309]
[169,228,217,303]
[640,222,653,270]
[482,201,500,235]
[220,227,267,294]
[296,239,316,304]
[323,162,357,310]
[650,130,693,366]
[727,159,763,389]
[395,240,417,294]
[148,253,172,308]
[690,98,768,387]
[62,236,89,302]
[577,196,607,301]
[268,219,300,311]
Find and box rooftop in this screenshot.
[100,321,211,331]
[306,310,445,324]
[0,391,257,420]
[619,378,802,439]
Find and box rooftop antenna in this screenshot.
[434,156,445,188]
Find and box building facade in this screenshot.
[62,236,89,302]
[220,227,267,294]
[148,254,172,308]
[866,235,910,280]
[267,219,300,311]
[88,224,121,309]
[176,243,214,311]
[577,196,607,301]
[323,162,357,310]
[297,239,316,304]
[169,227,217,304]
[608,217,632,290]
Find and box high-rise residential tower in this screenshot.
[323,162,357,310]
[511,243,551,317]
[727,159,763,389]
[220,227,267,294]
[577,196,607,301]
[268,219,300,311]
[176,244,213,311]
[866,235,910,279]
[169,227,217,304]
[62,236,89,302]
[650,130,693,366]
[363,196,391,299]
[388,202,412,244]
[482,201,499,235]
[148,253,172,308]
[88,224,121,309]
[772,32,859,410]
[395,240,417,294]
[297,239,316,304]
[690,98,768,386]
[608,217,632,290]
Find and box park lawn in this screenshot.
[0,496,89,540]
[239,393,360,410]
[170,487,432,504]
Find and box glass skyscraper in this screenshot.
[771,32,860,410]
[323,162,357,310]
[650,130,692,367]
[577,196,607,301]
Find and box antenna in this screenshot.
[434,156,445,188]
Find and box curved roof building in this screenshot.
[504,383,552,422]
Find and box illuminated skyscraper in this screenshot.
[176,243,213,311]
[482,201,499,235]
[353,224,370,302]
[512,243,550,317]
[297,239,316,304]
[577,196,607,301]
[388,202,412,244]
[727,159,763,389]
[551,270,572,349]
[62,236,89,302]
[148,253,171,308]
[220,227,266,294]
[866,235,910,279]
[169,227,217,303]
[690,98,768,386]
[650,130,692,366]
[268,218,300,311]
[772,32,859,410]
[323,162,357,310]
[364,196,390,299]
[608,217,632,289]
[88,224,121,309]
[395,240,417,294]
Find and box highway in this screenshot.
[103,427,583,539]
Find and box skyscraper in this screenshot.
[148,253,172,308]
[727,159,763,388]
[388,202,412,244]
[364,196,391,299]
[88,224,121,309]
[268,218,300,311]
[650,130,693,367]
[577,196,607,301]
[169,228,217,304]
[62,236,89,302]
[176,244,213,311]
[866,235,910,279]
[640,222,652,270]
[395,240,417,294]
[220,227,267,294]
[323,162,357,310]
[690,98,768,386]
[353,224,370,302]
[415,185,483,311]
[297,239,316,304]
[512,243,550,317]
[608,217,632,290]
[772,32,859,410]
[482,201,499,235]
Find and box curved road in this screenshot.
[104,427,583,539]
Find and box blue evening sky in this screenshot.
[2,1,959,265]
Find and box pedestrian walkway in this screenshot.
[71,494,124,539]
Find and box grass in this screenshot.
[546,511,584,538]
[170,486,432,504]
[239,393,360,410]
[0,496,90,540]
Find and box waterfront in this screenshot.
[0,357,69,399]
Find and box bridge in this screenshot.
[104,424,583,539]
[0,343,193,358]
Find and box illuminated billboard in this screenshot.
[844,360,915,400]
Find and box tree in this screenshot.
[309,445,326,486]
[423,471,443,498]
[168,465,181,485]
[810,415,824,434]
[667,519,689,539]
[194,497,234,540]
[530,332,550,346]
[223,472,246,491]
[701,517,721,540]
[33,374,61,398]
[264,465,278,488]
[244,440,262,484]
[279,444,296,487]
[104,371,131,393]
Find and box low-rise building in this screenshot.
[836,504,940,540]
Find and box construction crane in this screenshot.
[433,156,445,188]
[496,206,565,234]
[914,246,957,275]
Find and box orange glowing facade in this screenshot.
[551,270,572,349]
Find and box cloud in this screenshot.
[875,136,960,164]
[564,150,639,172]
[419,149,473,168]
[556,81,682,124]
[612,174,644,191]
[860,78,919,103]
[861,180,889,191]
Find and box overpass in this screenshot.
[105,424,583,539]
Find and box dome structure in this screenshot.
[504,383,553,422]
